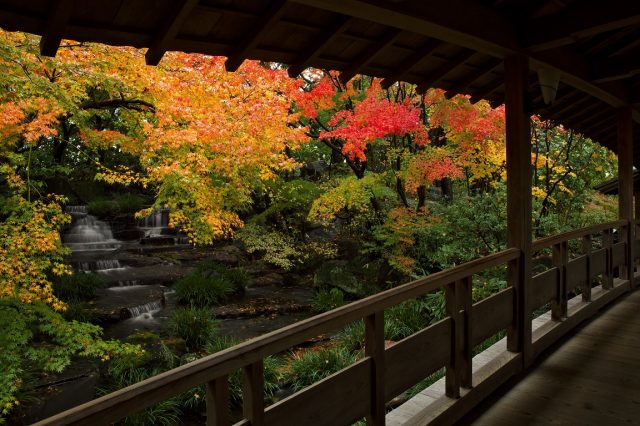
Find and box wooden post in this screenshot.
[457,277,473,389]
[504,54,532,366]
[581,235,592,302]
[603,229,613,290]
[243,361,264,425]
[618,106,635,287]
[365,311,385,426]
[206,376,230,426]
[551,241,568,320]
[445,282,460,398]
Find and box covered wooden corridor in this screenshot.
[389,284,640,426]
[468,289,640,426]
[4,1,640,425]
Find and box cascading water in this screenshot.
[138,209,170,238]
[77,259,126,273]
[63,207,121,251]
[121,300,164,320]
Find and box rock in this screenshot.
[140,236,175,245]
[113,229,144,241]
[251,272,285,287]
[210,250,239,266]
[314,260,363,296]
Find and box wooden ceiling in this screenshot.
[0,0,639,161]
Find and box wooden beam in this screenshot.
[380,39,441,89]
[39,0,73,57]
[618,106,635,282]
[561,100,606,124]
[287,16,352,77]
[444,57,501,98]
[225,0,289,72]
[145,0,199,65]
[504,54,532,365]
[526,0,640,51]
[416,49,475,93]
[590,52,640,83]
[545,91,590,118]
[290,0,640,123]
[470,77,503,104]
[339,27,403,84]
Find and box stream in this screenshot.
[18,206,316,423]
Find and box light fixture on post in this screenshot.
[537,67,561,105]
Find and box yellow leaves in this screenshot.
[0,196,70,311]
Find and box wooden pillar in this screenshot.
[504,54,532,366]
[618,106,635,286]
[365,311,385,426]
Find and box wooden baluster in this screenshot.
[365,311,385,426]
[551,241,568,320]
[444,282,459,398]
[243,361,264,425]
[581,235,592,302]
[457,277,473,389]
[445,282,460,398]
[603,229,613,289]
[206,375,230,426]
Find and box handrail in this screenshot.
[532,219,627,251]
[35,248,520,426]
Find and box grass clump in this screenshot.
[116,193,145,213]
[168,307,218,350]
[173,262,248,307]
[181,336,282,410]
[283,345,358,391]
[87,198,120,217]
[311,288,346,313]
[52,272,104,302]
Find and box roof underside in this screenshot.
[1,0,639,162]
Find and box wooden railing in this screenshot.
[35,220,638,426]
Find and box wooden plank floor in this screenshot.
[463,290,640,426]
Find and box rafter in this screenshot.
[145,0,199,65]
[225,0,289,72]
[470,77,503,104]
[39,0,73,57]
[287,16,352,77]
[526,0,640,51]
[547,92,593,118]
[416,49,475,93]
[561,100,606,124]
[290,0,638,121]
[380,39,440,89]
[444,57,501,98]
[338,27,403,84]
[590,52,640,82]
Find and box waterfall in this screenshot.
[63,213,121,251]
[138,209,170,237]
[121,300,163,320]
[77,259,124,272]
[65,205,88,216]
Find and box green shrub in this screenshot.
[52,272,104,302]
[384,299,432,340]
[283,345,358,391]
[87,198,120,217]
[336,321,365,352]
[173,262,248,307]
[168,307,218,349]
[0,299,142,422]
[181,336,281,409]
[311,288,346,313]
[116,193,145,213]
[99,357,181,426]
